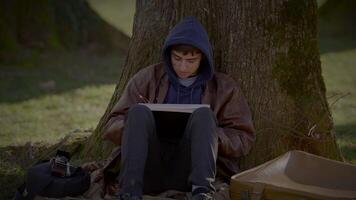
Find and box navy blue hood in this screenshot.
[162,16,214,88]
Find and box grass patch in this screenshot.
[320,37,356,164]
[0,51,124,147]
[88,0,135,36]
[0,84,115,146]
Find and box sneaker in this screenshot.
[192,187,213,200]
[192,192,213,200]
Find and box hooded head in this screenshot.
[162,16,214,88]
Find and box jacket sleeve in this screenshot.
[102,74,146,145]
[216,86,256,158]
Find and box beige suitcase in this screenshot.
[230,150,356,200]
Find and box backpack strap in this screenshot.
[14,183,34,200]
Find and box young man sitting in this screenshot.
[103,16,255,200]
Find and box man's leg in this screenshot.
[119,104,161,197]
[183,107,218,194]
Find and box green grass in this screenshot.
[88,0,135,36]
[0,84,115,146]
[0,52,124,147]
[320,39,356,163]
[321,48,356,125]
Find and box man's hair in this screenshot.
[171,44,202,56]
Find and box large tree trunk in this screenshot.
[82,0,342,169]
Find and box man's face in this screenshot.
[170,50,202,79]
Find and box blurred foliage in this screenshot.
[0,0,129,65]
[319,0,356,37]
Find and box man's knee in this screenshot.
[124,104,155,140]
[126,104,155,129]
[190,107,215,122]
[188,107,218,138]
[127,104,152,117]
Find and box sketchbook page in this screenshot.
[139,103,210,113]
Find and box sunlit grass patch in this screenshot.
[0,84,116,147]
[88,0,135,36]
[0,51,123,147]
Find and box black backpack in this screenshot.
[14,151,90,200]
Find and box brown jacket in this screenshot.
[103,63,255,176]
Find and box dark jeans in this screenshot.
[119,104,218,196]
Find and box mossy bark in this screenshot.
[82,0,342,169]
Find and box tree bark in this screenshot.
[82,0,342,169]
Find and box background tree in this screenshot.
[0,0,129,64]
[83,0,342,169]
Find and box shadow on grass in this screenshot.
[334,123,356,163]
[0,51,125,103]
[319,34,356,55]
